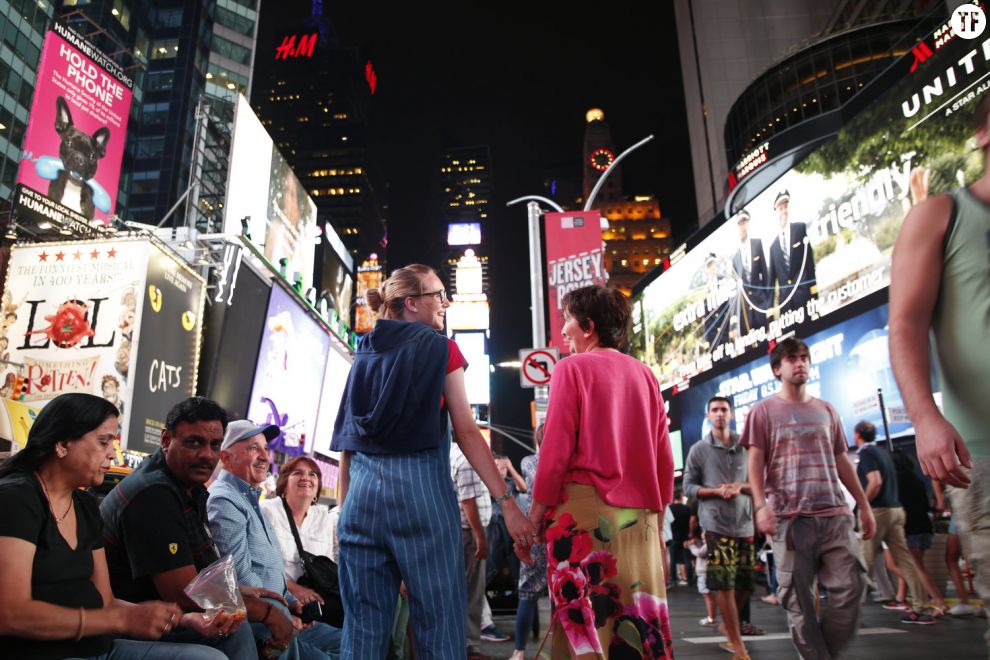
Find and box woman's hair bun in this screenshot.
[365,288,384,312]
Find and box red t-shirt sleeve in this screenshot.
[446,338,468,374]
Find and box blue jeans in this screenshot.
[79,639,226,660]
[159,622,257,659]
[251,600,342,660]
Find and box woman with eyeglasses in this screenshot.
[331,263,536,658]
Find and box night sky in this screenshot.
[257,1,697,438]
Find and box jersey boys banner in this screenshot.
[1,239,203,451]
[15,20,133,230]
[633,29,990,392]
[544,211,605,352]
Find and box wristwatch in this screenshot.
[493,490,512,506]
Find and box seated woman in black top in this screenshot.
[0,393,224,660]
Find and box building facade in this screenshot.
[251,11,386,264]
[674,0,942,226]
[582,108,672,294]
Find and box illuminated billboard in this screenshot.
[223,94,317,290]
[452,331,490,405]
[311,346,353,459]
[446,300,490,331]
[1,239,204,452]
[247,284,330,455]
[633,29,990,392]
[447,222,482,246]
[15,20,134,231]
[354,257,383,334]
[669,304,917,455]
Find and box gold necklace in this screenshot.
[36,471,73,525]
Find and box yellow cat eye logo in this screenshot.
[148,285,163,313]
[181,311,195,332]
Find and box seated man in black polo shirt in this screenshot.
[101,397,297,656]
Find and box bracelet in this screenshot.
[493,490,512,506]
[754,503,768,514]
[74,607,86,642]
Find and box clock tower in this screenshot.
[582,108,623,205]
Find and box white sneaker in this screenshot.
[950,603,977,616]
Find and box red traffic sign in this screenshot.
[519,348,559,388]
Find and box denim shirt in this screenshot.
[207,470,294,603]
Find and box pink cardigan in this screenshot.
[533,350,674,511]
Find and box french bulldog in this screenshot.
[47,96,110,219]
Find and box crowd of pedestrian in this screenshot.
[3,92,990,660]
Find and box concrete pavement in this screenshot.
[479,584,987,658]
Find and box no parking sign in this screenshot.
[519,348,559,388]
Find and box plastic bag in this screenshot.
[184,554,247,626]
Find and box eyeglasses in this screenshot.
[409,289,447,303]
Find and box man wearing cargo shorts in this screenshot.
[745,337,876,659]
[890,92,990,652]
[683,396,756,658]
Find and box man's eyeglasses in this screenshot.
[409,289,447,303]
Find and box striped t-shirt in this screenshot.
[740,395,850,519]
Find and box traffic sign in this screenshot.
[519,347,559,388]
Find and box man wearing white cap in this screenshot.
[208,420,342,659]
[767,190,817,315]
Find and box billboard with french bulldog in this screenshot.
[14,19,133,231]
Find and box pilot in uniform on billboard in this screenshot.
[703,252,730,349]
[730,210,769,332]
[767,190,817,314]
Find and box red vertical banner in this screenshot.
[544,211,605,353]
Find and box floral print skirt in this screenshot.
[544,484,673,659]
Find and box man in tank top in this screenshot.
[890,92,990,647]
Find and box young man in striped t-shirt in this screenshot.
[744,337,876,660]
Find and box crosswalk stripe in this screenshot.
[681,627,907,644]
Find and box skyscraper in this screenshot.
[57,0,262,228]
[440,144,490,294]
[438,144,492,418]
[252,8,386,265]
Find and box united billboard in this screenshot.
[633,29,990,392]
[15,20,133,231]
